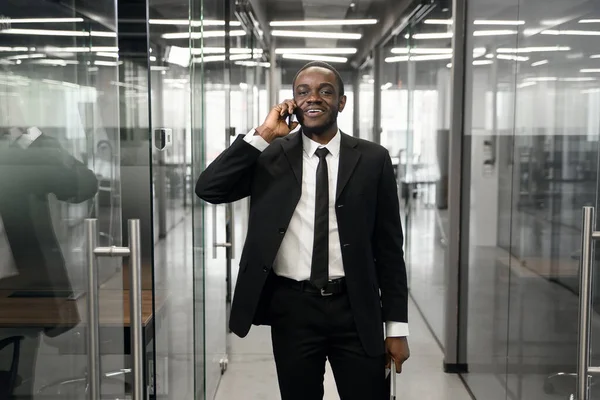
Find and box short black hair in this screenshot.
[292,61,345,97]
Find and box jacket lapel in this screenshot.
[336,132,361,200]
[281,130,303,184]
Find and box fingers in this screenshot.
[276,99,297,117]
[395,359,403,374]
[290,122,299,131]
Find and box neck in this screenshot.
[303,125,338,145]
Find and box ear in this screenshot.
[338,95,347,112]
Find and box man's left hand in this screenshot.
[385,337,410,373]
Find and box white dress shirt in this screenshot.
[0,127,43,280]
[244,129,409,337]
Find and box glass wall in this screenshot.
[460,0,600,398]
[380,3,453,345]
[0,0,127,397]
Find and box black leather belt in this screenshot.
[276,275,346,297]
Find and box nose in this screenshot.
[307,93,323,103]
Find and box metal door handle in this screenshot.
[576,207,600,399]
[85,218,144,400]
[212,204,235,258]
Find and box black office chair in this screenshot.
[0,336,24,398]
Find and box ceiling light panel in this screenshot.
[276,48,357,55]
[270,19,377,27]
[271,30,361,40]
[281,54,348,63]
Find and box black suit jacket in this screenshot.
[0,132,98,335]
[195,130,408,356]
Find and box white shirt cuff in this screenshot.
[243,129,269,152]
[386,321,409,337]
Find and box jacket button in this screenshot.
[337,204,344,208]
[279,228,285,234]
[263,266,269,272]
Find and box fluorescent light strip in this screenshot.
[30,59,79,66]
[191,47,263,55]
[525,77,557,82]
[234,61,271,67]
[0,28,115,37]
[385,54,452,62]
[424,19,524,25]
[531,60,548,66]
[43,46,119,53]
[162,30,246,39]
[424,19,453,25]
[0,47,31,52]
[276,47,357,55]
[497,46,570,53]
[97,52,118,58]
[385,56,408,63]
[270,19,377,27]
[149,19,241,26]
[581,68,600,73]
[411,32,453,39]
[518,81,537,89]
[542,29,600,36]
[474,20,525,25]
[497,54,529,61]
[391,47,452,54]
[473,30,518,36]
[95,60,123,66]
[579,19,600,24]
[6,18,84,23]
[271,30,361,40]
[473,60,493,65]
[5,53,45,60]
[282,54,348,63]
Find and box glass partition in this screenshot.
[0,0,126,397]
[460,0,600,399]
[381,3,453,346]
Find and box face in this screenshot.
[293,67,347,135]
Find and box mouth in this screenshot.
[304,108,326,117]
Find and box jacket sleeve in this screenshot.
[373,150,408,325]
[0,134,98,203]
[195,134,262,204]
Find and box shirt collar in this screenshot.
[302,129,341,159]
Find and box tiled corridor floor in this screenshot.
[214,297,473,400]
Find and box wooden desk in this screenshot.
[0,289,167,329]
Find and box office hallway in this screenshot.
[215,297,473,400]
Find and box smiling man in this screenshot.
[196,61,410,399]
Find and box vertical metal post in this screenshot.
[444,0,469,371]
[128,219,144,400]
[373,45,382,145]
[577,207,595,400]
[352,68,360,137]
[85,219,101,400]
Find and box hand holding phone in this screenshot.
[255,99,299,143]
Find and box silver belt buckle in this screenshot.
[320,288,333,297]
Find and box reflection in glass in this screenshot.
[0,0,124,397]
[461,0,600,399]
[380,4,453,346]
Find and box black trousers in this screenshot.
[269,278,387,400]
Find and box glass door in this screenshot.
[192,0,229,398]
[0,0,129,398]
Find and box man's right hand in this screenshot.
[255,99,299,143]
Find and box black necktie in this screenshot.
[310,147,330,289]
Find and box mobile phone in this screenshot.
[386,362,396,400]
[287,111,295,129]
